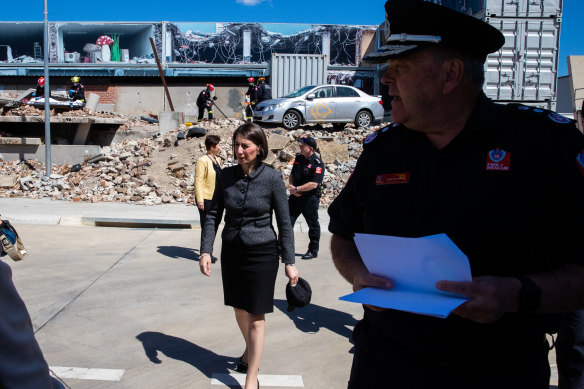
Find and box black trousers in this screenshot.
[197,102,213,120]
[557,309,584,389]
[348,313,551,389]
[289,194,320,253]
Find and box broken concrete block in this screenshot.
[319,142,349,164]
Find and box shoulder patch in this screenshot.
[507,104,575,126]
[363,132,378,144]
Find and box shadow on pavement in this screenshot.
[274,299,357,348]
[136,331,240,387]
[157,246,199,261]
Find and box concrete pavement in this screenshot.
[1,198,560,388]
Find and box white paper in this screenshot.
[339,233,472,318]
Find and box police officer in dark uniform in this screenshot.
[197,84,216,122]
[328,1,584,388]
[289,136,325,260]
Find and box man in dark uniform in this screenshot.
[197,84,216,122]
[289,136,325,260]
[328,1,584,388]
[245,77,257,122]
[255,77,272,104]
[68,76,85,103]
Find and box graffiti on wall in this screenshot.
[169,22,375,66]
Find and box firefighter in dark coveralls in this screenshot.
[197,84,216,122]
[288,136,325,260]
[255,77,272,104]
[245,77,257,122]
[68,76,85,103]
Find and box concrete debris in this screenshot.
[0,118,389,207]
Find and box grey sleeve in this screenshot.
[200,179,224,255]
[0,260,61,389]
[272,173,295,264]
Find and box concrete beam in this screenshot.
[73,123,91,145]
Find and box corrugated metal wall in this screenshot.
[482,0,562,18]
[269,53,327,98]
[484,17,560,104]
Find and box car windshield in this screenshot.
[284,85,316,98]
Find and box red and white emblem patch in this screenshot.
[486,148,511,171]
[315,167,322,174]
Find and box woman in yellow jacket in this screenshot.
[195,135,223,245]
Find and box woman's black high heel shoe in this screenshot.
[235,356,248,373]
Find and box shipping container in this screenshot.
[483,17,560,102]
[268,53,327,98]
[426,0,562,19]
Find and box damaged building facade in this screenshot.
[0,21,379,119]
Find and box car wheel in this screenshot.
[355,110,373,128]
[282,110,301,130]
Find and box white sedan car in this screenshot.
[253,84,385,130]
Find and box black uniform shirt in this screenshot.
[291,153,325,196]
[328,93,584,360]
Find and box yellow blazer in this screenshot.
[195,154,221,203]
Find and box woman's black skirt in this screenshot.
[221,237,279,314]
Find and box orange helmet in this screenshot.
[206,84,215,91]
[37,77,45,87]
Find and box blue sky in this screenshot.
[2,0,581,76]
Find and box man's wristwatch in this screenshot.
[295,186,298,192]
[516,276,541,312]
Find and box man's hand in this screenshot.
[436,276,521,323]
[197,202,204,210]
[353,270,393,312]
[288,185,302,197]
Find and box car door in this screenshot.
[304,86,336,123]
[333,86,361,122]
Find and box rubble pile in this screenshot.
[0,119,388,207]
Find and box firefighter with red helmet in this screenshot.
[197,84,216,122]
[244,77,257,121]
[32,77,50,99]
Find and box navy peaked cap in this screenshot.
[364,0,505,63]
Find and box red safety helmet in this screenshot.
[37,77,45,87]
[248,77,255,83]
[206,84,215,91]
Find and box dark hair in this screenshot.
[204,135,221,150]
[232,123,268,162]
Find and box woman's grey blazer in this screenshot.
[200,162,295,264]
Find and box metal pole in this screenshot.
[43,0,51,177]
[149,38,174,111]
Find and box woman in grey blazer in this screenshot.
[200,123,298,389]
